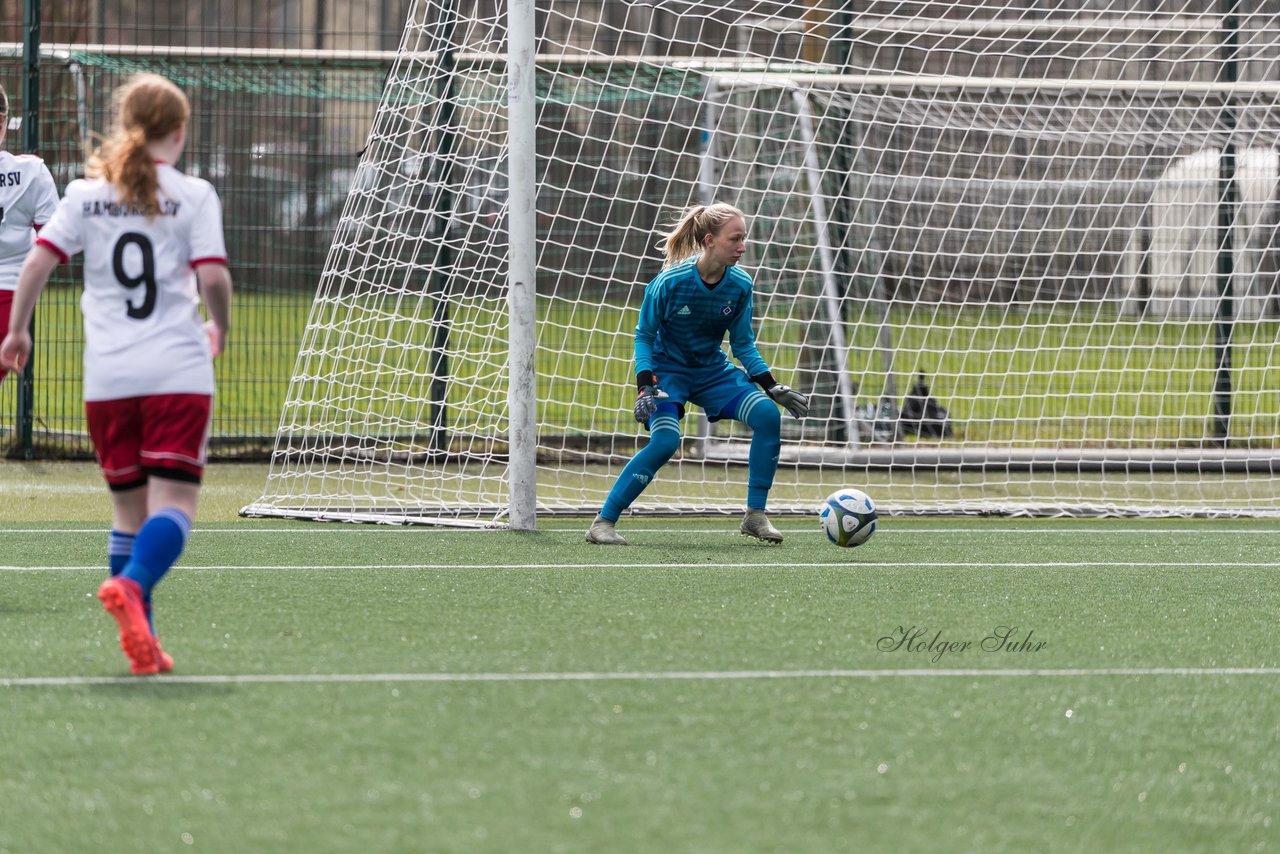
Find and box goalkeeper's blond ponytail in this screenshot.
[658,202,746,267]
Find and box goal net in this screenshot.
[245,0,1280,525]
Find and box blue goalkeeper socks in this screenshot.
[599,410,681,522]
[121,508,192,598]
[740,390,781,511]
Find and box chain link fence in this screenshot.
[0,47,391,458]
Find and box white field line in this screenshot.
[6,526,1280,535]
[3,667,1279,689]
[5,561,1280,571]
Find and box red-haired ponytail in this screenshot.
[87,74,189,216]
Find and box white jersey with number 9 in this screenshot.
[36,163,228,401]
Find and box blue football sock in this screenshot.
[108,530,136,576]
[599,410,681,522]
[739,391,781,511]
[121,508,192,598]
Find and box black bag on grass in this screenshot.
[899,375,953,439]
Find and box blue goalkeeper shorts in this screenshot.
[651,360,758,423]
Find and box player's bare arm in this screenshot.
[0,243,60,372]
[197,262,233,358]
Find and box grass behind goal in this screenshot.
[18,291,1280,453]
[1,466,1277,852]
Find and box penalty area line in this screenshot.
[3,667,1280,688]
[7,526,1280,535]
[6,561,1280,571]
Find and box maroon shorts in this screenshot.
[85,394,213,489]
[0,290,12,383]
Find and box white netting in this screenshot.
[246,0,1280,524]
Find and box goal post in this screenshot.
[244,1,1280,524]
[506,0,538,531]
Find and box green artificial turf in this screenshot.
[1,463,1278,852]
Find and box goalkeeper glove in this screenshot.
[634,371,669,423]
[767,384,808,419]
[752,372,808,419]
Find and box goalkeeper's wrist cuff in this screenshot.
[750,371,778,390]
[636,370,656,391]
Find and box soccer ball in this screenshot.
[819,488,877,547]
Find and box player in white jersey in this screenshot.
[0,74,232,676]
[0,84,60,384]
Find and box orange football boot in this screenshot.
[142,600,174,673]
[97,577,160,675]
[155,643,174,673]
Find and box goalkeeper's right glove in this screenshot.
[634,371,669,423]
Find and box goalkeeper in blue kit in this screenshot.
[586,203,808,545]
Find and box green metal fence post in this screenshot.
[427,0,459,459]
[1213,0,1240,446]
[17,0,40,460]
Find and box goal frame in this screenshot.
[242,2,1280,526]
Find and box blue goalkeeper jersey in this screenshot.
[634,258,770,379]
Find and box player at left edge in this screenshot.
[0,83,59,385]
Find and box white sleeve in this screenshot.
[188,183,227,265]
[35,186,83,262]
[31,163,59,227]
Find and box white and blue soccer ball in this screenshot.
[819,488,877,547]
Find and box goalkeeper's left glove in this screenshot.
[753,372,809,419]
[767,384,808,419]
